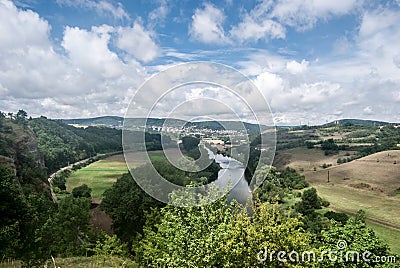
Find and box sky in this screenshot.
[1,0,400,125]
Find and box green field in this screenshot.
[66,154,128,199]
[366,222,400,255]
[65,150,180,199]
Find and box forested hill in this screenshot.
[0,111,123,264]
[29,116,122,173]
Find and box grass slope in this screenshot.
[66,154,128,199]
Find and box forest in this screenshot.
[0,111,397,267]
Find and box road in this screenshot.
[47,157,97,203]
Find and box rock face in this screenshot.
[0,118,47,185]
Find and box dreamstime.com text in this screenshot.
[257,240,397,264]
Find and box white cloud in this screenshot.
[56,0,129,20]
[148,0,169,28]
[286,59,309,74]
[271,0,360,30]
[189,3,229,45]
[116,22,160,62]
[230,17,285,42]
[393,54,400,69]
[359,9,398,38]
[0,1,147,118]
[363,106,374,115]
[229,0,285,43]
[253,71,285,101]
[62,25,123,78]
[0,0,51,50]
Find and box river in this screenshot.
[205,147,253,205]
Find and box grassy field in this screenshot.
[279,148,400,255]
[65,149,182,199]
[366,222,400,255]
[279,149,400,223]
[275,147,358,172]
[66,154,128,199]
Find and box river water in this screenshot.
[205,147,253,205]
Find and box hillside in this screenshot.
[0,113,124,264]
[30,117,122,173]
[61,116,266,133]
[325,119,390,126]
[0,115,55,263]
[306,150,400,196]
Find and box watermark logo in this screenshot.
[122,62,276,206]
[257,240,397,264]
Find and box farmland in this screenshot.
[66,154,128,199]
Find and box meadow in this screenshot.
[66,154,128,199]
[279,147,400,254]
[65,149,181,199]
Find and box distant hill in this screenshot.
[326,119,390,127]
[61,116,266,133]
[61,116,124,127]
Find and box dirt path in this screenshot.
[47,157,93,203]
[47,153,114,203]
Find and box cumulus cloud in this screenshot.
[116,22,160,62]
[62,25,124,78]
[0,1,148,118]
[271,0,360,31]
[189,3,229,44]
[56,0,129,20]
[230,17,285,42]
[190,0,360,45]
[286,59,309,74]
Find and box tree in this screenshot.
[0,166,29,258]
[16,109,28,120]
[295,188,324,234]
[101,173,163,246]
[317,217,391,267]
[137,188,312,267]
[72,184,92,198]
[40,195,93,256]
[296,188,321,215]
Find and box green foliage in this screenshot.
[317,218,391,267]
[305,141,315,148]
[29,117,122,173]
[0,166,29,258]
[144,132,172,151]
[100,173,163,245]
[72,184,92,198]
[296,188,321,215]
[40,195,93,257]
[322,139,339,155]
[52,169,71,190]
[295,188,324,234]
[93,234,130,258]
[322,163,332,169]
[324,211,349,225]
[181,136,201,159]
[137,189,311,267]
[254,167,309,204]
[254,166,284,203]
[280,167,309,189]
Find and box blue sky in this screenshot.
[1,0,400,124]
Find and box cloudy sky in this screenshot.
[1,0,400,125]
